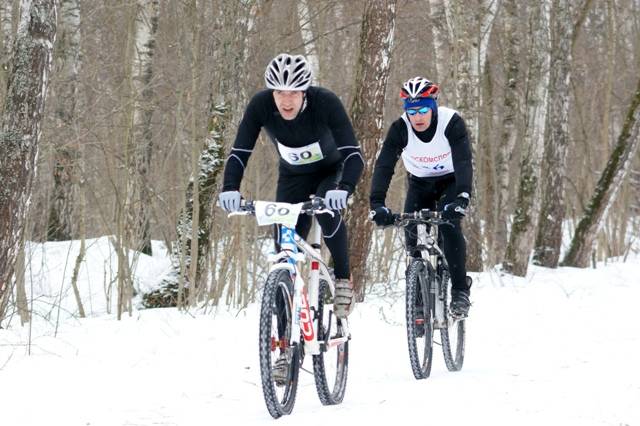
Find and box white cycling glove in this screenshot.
[218,191,242,212]
[325,189,349,210]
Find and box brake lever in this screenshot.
[314,208,335,217]
[228,210,252,217]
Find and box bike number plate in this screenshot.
[254,201,303,228]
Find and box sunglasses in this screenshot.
[406,106,431,116]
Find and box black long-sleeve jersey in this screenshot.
[369,111,473,208]
[222,87,364,194]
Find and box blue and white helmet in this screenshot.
[264,53,312,91]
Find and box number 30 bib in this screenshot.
[277,140,324,165]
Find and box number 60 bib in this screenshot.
[254,201,303,228]
[277,140,324,166]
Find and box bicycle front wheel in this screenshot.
[440,275,465,371]
[405,259,433,380]
[259,269,300,418]
[312,280,349,405]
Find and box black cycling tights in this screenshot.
[403,175,468,291]
[273,167,350,280]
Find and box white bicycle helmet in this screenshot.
[400,76,439,100]
[264,53,312,91]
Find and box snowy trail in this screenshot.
[1,259,639,425]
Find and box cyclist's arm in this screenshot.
[323,90,364,194]
[369,120,406,209]
[444,113,473,196]
[222,93,266,191]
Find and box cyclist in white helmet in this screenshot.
[369,76,473,317]
[219,53,364,319]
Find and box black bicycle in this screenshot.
[373,209,465,379]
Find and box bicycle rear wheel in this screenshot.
[440,271,465,371]
[405,259,433,380]
[313,280,349,405]
[259,269,300,418]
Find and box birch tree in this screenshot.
[0,0,57,321]
[493,0,522,262]
[297,0,320,84]
[470,0,499,269]
[533,0,594,267]
[112,0,141,320]
[347,0,396,298]
[128,0,159,255]
[443,0,499,271]
[427,0,448,83]
[503,1,551,276]
[46,0,81,241]
[562,76,640,267]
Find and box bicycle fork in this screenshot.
[432,261,446,328]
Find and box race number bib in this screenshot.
[254,201,303,228]
[277,141,324,165]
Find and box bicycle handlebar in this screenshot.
[235,196,335,217]
[368,208,453,227]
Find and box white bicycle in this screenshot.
[230,196,350,419]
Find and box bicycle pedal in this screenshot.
[450,311,468,320]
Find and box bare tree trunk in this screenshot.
[186,0,203,307]
[0,0,57,321]
[427,0,447,82]
[69,236,86,317]
[0,2,13,54]
[129,0,159,255]
[494,0,522,263]
[445,0,499,271]
[630,169,640,215]
[297,0,320,84]
[115,0,139,319]
[171,102,229,299]
[599,0,616,159]
[15,226,28,324]
[562,76,640,267]
[0,0,17,104]
[472,0,499,268]
[533,0,573,268]
[47,0,81,241]
[503,1,551,276]
[533,0,593,267]
[347,0,396,299]
[70,134,87,318]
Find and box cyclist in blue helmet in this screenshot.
[370,77,473,317]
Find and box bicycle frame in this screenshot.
[426,227,447,328]
[394,210,466,377]
[269,217,350,356]
[408,218,450,329]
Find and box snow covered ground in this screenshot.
[0,239,639,425]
